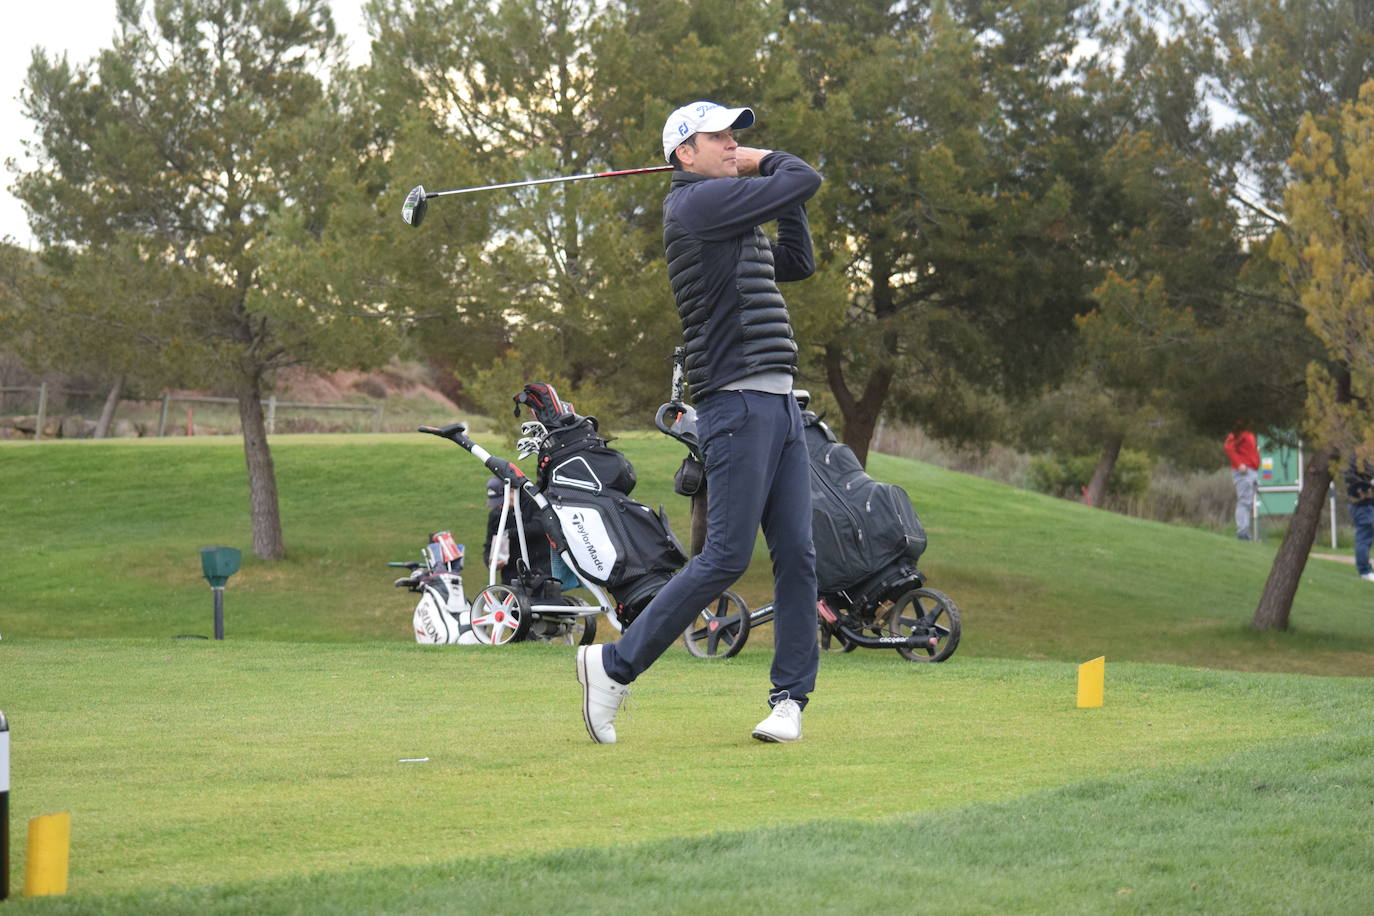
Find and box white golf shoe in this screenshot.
[577,644,629,744]
[752,697,802,743]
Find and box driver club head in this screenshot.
[401,185,428,227]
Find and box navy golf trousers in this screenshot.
[601,390,820,707]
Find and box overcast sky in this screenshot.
[0,0,371,248]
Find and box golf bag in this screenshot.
[397,532,478,645]
[804,412,927,594]
[516,384,685,627]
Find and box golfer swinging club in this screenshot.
[577,100,822,743]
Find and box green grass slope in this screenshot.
[3,433,1372,673]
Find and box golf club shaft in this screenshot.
[426,166,673,199]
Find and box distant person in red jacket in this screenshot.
[1224,423,1261,541]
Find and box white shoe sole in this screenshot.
[751,728,799,743]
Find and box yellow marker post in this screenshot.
[24,812,70,897]
[1077,656,1105,708]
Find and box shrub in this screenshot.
[1027,449,1153,501]
[351,377,389,399]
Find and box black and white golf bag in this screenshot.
[412,573,477,645]
[515,384,686,628]
[398,532,479,645]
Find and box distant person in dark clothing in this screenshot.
[1344,456,1374,582]
[1224,423,1261,541]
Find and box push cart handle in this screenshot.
[418,422,469,441]
[654,401,702,461]
[417,422,534,490]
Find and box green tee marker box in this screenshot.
[199,546,241,588]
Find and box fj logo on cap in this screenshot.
[678,123,690,137]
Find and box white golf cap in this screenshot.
[662,101,755,162]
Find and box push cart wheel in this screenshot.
[562,598,598,646]
[470,584,532,646]
[886,587,961,662]
[818,620,859,653]
[682,591,750,658]
[576,612,598,646]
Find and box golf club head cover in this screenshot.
[513,383,575,427]
[427,531,464,573]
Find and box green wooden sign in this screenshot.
[1256,433,1300,516]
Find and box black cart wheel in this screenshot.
[470,584,532,646]
[567,599,598,646]
[535,597,597,646]
[682,591,751,658]
[818,620,859,653]
[886,587,961,662]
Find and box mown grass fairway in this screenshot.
[4,641,1373,913]
[2,435,1372,912]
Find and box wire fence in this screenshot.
[0,384,383,439]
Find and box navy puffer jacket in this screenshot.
[663,151,821,397]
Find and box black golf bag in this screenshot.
[516,384,686,628]
[804,411,927,595]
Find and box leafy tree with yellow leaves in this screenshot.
[1259,81,1374,628]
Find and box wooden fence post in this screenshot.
[34,383,47,440]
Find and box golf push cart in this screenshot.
[414,383,690,646]
[656,349,962,663]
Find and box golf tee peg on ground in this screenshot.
[24,812,70,896]
[1077,656,1105,708]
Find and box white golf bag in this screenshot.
[412,571,477,645]
[391,532,479,645]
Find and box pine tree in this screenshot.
[10,0,399,558]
